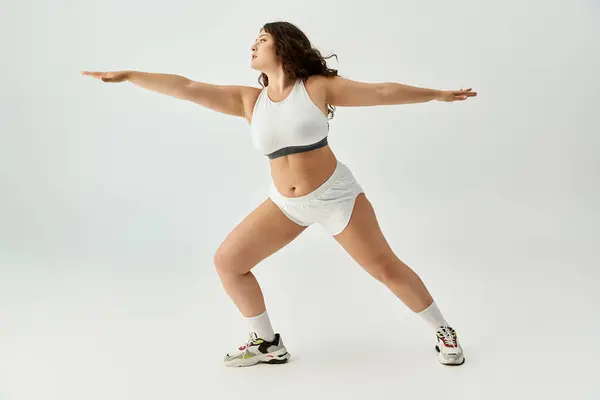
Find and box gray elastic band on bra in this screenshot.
[267,136,328,159]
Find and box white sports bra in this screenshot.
[250,78,329,159]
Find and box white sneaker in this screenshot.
[435,326,465,365]
[223,332,290,367]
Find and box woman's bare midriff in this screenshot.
[269,145,338,198]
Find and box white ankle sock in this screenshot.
[418,301,449,330]
[246,310,276,342]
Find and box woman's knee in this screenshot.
[366,254,407,283]
[213,245,252,277]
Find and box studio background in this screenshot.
[1,0,598,399]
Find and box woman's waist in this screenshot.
[269,146,338,198]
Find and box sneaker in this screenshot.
[223,332,290,367]
[435,326,465,365]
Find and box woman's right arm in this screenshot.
[82,70,259,120]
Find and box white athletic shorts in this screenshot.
[268,160,364,236]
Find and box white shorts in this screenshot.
[268,160,364,236]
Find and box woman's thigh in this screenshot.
[214,197,308,275]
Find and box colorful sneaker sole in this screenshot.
[435,345,465,366]
[224,348,291,367]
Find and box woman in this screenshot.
[82,21,476,368]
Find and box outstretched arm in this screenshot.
[323,76,476,107]
[81,70,259,119]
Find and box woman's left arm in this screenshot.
[323,76,477,106]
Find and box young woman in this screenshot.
[82,21,476,368]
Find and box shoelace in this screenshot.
[239,332,259,357]
[439,327,458,348]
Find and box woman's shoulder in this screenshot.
[305,74,328,86]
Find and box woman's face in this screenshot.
[251,29,277,71]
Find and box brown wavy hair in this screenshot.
[257,21,340,120]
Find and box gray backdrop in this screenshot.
[1,0,598,399]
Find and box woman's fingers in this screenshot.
[81,71,107,79]
[456,89,476,97]
[81,70,127,83]
[450,88,477,101]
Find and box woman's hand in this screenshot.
[80,70,131,83]
[437,88,477,102]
